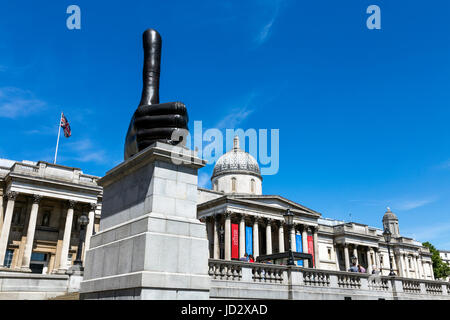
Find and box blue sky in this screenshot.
[0,1,449,248]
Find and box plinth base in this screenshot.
[80,142,209,300]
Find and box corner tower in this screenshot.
[382,207,400,237]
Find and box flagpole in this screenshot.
[54,112,62,164]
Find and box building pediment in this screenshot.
[197,194,321,219]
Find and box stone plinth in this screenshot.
[80,142,209,300]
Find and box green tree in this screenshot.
[422,242,450,280]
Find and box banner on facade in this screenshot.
[296,234,303,266]
[231,223,239,259]
[308,235,314,267]
[245,226,253,255]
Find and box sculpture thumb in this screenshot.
[139,28,161,106]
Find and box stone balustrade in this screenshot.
[208,259,450,300]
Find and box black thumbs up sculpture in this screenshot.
[124,28,189,160]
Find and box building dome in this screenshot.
[211,136,261,180]
[211,136,262,195]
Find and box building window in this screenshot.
[30,252,48,274]
[41,210,51,227]
[251,179,255,193]
[380,255,384,267]
[408,258,412,269]
[327,247,332,260]
[231,177,236,192]
[214,180,218,191]
[4,249,14,268]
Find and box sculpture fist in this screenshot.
[124,101,188,159]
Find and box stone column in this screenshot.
[353,245,358,265]
[58,200,76,272]
[334,244,341,270]
[404,254,410,278]
[417,256,424,279]
[414,255,420,279]
[289,224,296,252]
[313,227,320,269]
[430,261,435,280]
[396,252,404,277]
[0,192,4,233]
[0,192,18,266]
[253,217,259,259]
[213,214,220,259]
[224,211,231,260]
[366,247,372,273]
[83,203,97,262]
[344,244,350,271]
[302,226,309,268]
[277,221,285,253]
[265,219,272,255]
[239,214,246,259]
[21,194,42,270]
[374,249,380,270]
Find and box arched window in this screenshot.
[231,177,236,192]
[213,180,218,191]
[251,179,255,193]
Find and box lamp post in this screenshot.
[73,213,89,270]
[383,227,396,276]
[283,209,295,266]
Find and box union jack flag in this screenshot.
[60,113,71,138]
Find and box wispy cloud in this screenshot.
[436,159,450,170]
[198,172,210,188]
[403,222,450,244]
[349,196,438,211]
[254,0,284,45]
[395,197,438,211]
[0,87,47,118]
[63,138,108,165]
[24,125,57,136]
[215,92,257,129]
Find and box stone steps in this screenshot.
[48,292,80,300]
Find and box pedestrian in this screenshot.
[348,262,358,272]
[371,265,378,274]
[249,255,255,263]
[357,264,366,273]
[239,253,249,262]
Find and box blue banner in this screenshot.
[296,234,303,266]
[245,226,253,255]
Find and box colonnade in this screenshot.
[336,242,431,279]
[0,191,96,273]
[396,251,431,279]
[337,243,380,274]
[203,211,320,268]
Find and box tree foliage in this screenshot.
[422,242,450,280]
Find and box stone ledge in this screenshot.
[100,142,206,188]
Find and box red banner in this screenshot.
[232,223,239,259]
[307,235,314,267]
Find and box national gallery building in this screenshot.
[0,136,440,298]
[0,159,102,275]
[197,137,435,280]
